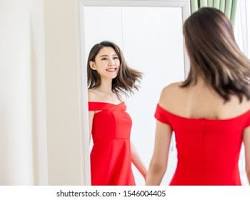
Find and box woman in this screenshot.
[87,41,146,185]
[146,7,250,185]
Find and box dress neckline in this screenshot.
[157,103,250,122]
[88,101,124,106]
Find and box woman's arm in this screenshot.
[88,111,94,142]
[131,143,147,180]
[88,90,96,143]
[146,86,173,185]
[146,121,172,185]
[243,127,250,184]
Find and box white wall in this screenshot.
[247,0,250,57]
[0,0,33,185]
[0,0,86,185]
[30,0,48,185]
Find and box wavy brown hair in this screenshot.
[182,7,250,102]
[87,41,142,96]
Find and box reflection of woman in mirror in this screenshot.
[87,41,146,185]
[146,7,250,185]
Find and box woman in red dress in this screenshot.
[87,41,146,185]
[146,8,250,185]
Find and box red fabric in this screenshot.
[155,104,250,185]
[88,102,135,185]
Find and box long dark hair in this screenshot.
[182,7,250,102]
[87,41,142,96]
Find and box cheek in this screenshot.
[116,60,121,67]
[95,62,107,70]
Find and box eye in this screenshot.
[113,56,119,60]
[101,58,108,60]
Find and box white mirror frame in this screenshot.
[79,0,191,185]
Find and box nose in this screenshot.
[108,58,115,65]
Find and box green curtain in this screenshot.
[190,0,238,25]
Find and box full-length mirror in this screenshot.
[80,0,190,185]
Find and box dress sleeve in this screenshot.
[88,102,109,111]
[154,104,171,125]
[244,111,250,128]
[88,102,96,111]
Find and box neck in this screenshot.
[98,79,113,93]
[195,76,213,90]
[195,74,206,85]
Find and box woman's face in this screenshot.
[90,47,120,80]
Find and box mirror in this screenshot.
[80,0,190,185]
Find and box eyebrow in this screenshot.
[99,54,118,57]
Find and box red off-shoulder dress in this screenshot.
[155,104,250,185]
[88,102,135,185]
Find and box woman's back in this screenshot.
[160,81,250,121]
[156,81,250,185]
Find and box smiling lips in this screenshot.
[106,68,118,72]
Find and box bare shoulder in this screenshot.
[159,82,183,103]
[157,82,188,113]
